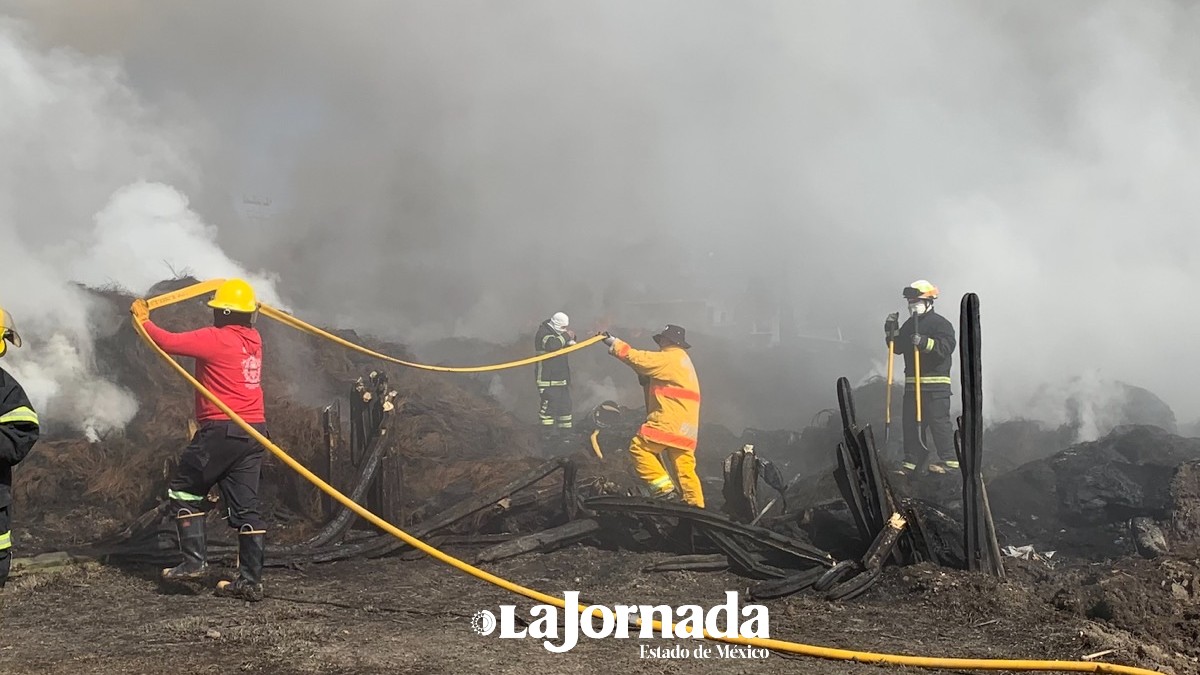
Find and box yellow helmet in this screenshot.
[902,279,939,301]
[0,306,21,358]
[207,278,258,313]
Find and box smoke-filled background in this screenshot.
[2,1,1199,442]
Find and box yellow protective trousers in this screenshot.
[628,434,705,508]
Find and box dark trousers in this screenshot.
[902,388,955,467]
[0,503,10,587]
[538,386,573,429]
[167,420,267,530]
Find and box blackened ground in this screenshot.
[2,547,1195,674]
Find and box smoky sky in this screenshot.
[4,1,1200,428]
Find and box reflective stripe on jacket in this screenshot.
[888,309,956,390]
[534,321,570,387]
[1,365,40,513]
[610,339,701,451]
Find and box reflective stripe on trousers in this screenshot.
[168,488,206,503]
[904,376,952,385]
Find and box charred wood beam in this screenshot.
[704,530,789,580]
[343,458,569,561]
[380,447,404,527]
[271,428,390,554]
[320,403,340,522]
[957,292,1004,578]
[642,554,729,573]
[825,566,882,601]
[721,446,760,523]
[747,567,825,600]
[584,495,835,568]
[411,458,567,536]
[834,442,872,546]
[473,519,601,564]
[862,512,907,571]
[563,459,581,521]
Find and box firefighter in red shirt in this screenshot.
[133,279,268,602]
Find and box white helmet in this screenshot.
[549,312,569,331]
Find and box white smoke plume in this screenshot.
[0,18,279,437]
[4,3,1200,443]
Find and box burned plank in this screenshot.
[721,444,760,523]
[584,495,835,568]
[862,512,907,571]
[563,459,582,521]
[747,567,825,600]
[273,424,390,554]
[835,442,873,545]
[379,447,404,527]
[642,554,730,573]
[354,458,570,560]
[473,519,601,564]
[825,565,882,601]
[320,404,338,521]
[704,530,789,580]
[958,292,1004,578]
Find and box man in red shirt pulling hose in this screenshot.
[132,278,269,602]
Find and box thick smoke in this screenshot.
[0,18,279,437]
[5,2,1200,439]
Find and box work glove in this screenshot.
[130,298,150,324]
[884,312,899,339]
[564,328,576,344]
[912,333,931,350]
[598,331,615,347]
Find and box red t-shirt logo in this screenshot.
[242,354,262,389]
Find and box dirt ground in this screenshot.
[3,545,1195,675]
[5,283,1197,674]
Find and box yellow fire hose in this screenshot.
[258,303,604,372]
[130,280,1162,674]
[589,429,604,460]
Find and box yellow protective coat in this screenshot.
[610,339,701,451]
[610,338,705,506]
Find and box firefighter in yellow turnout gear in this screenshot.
[603,325,704,507]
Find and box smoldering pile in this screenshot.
[12,277,542,551]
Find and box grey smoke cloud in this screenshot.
[4,1,1199,435]
[0,16,281,436]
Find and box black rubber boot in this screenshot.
[216,527,265,602]
[161,510,209,580]
[655,487,682,503]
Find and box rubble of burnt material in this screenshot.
[12,277,541,553]
[989,425,1200,559]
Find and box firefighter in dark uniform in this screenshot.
[534,312,575,443]
[885,280,957,476]
[1,307,39,594]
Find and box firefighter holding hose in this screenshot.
[886,280,957,477]
[602,325,704,507]
[0,307,39,596]
[534,311,576,446]
[133,279,269,602]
